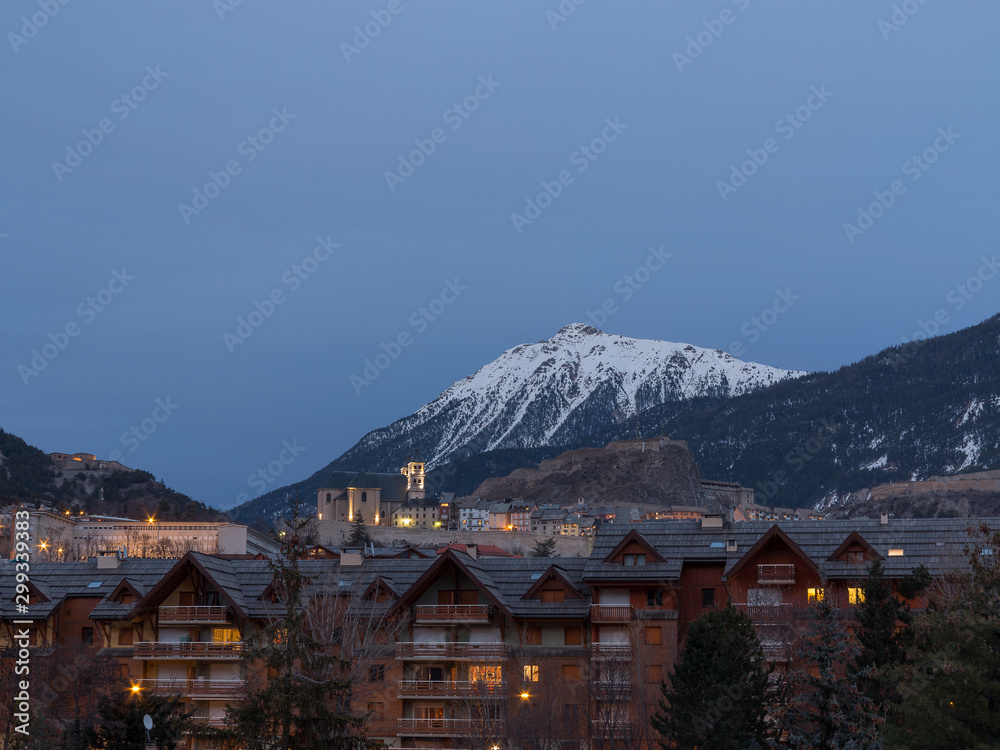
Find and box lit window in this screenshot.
[807,587,825,604]
[888,549,904,557]
[848,587,865,605]
[524,665,539,682]
[469,665,502,686]
[212,628,241,643]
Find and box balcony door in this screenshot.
[747,588,782,606]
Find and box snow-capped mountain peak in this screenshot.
[369,324,807,467]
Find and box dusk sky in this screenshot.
[2,1,997,510]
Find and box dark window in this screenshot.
[646,588,663,607]
[526,627,542,645]
[624,553,646,566]
[325,493,331,503]
[702,588,715,608]
[361,491,367,503]
[82,627,94,645]
[541,589,565,603]
[562,703,579,722]
[846,550,864,564]
[368,664,385,682]
[118,627,134,646]
[564,626,581,645]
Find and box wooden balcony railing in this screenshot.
[136,679,244,698]
[590,604,634,623]
[733,603,794,621]
[590,642,631,659]
[397,718,481,735]
[187,716,228,734]
[591,680,632,699]
[395,642,510,660]
[158,606,231,624]
[414,604,492,623]
[134,642,244,659]
[397,680,505,698]
[757,564,796,585]
[591,718,634,736]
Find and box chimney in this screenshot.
[879,513,889,526]
[701,516,723,530]
[466,545,478,560]
[96,554,120,569]
[340,551,363,566]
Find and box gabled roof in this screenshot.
[522,565,584,600]
[827,531,883,563]
[724,524,822,582]
[129,552,251,622]
[602,529,666,564]
[390,550,513,618]
[107,578,144,603]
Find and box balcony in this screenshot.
[158,605,231,624]
[757,564,796,585]
[590,642,631,660]
[592,718,634,736]
[397,718,482,736]
[414,604,492,624]
[134,642,244,660]
[733,602,794,622]
[592,680,631,699]
[187,716,228,734]
[398,680,505,699]
[395,642,510,661]
[136,678,244,699]
[590,604,634,623]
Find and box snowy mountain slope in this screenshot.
[339,324,806,468]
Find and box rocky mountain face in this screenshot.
[471,438,705,507]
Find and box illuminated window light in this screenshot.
[888,549,904,557]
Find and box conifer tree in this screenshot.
[347,512,371,547]
[531,537,556,557]
[652,604,774,750]
[777,596,882,749]
[883,524,1000,748]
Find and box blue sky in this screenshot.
[2,0,998,510]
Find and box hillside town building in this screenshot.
[316,458,429,526]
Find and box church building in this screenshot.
[316,456,427,526]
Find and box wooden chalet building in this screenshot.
[1,516,986,748]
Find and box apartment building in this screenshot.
[4,508,277,561]
[1,516,984,749]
